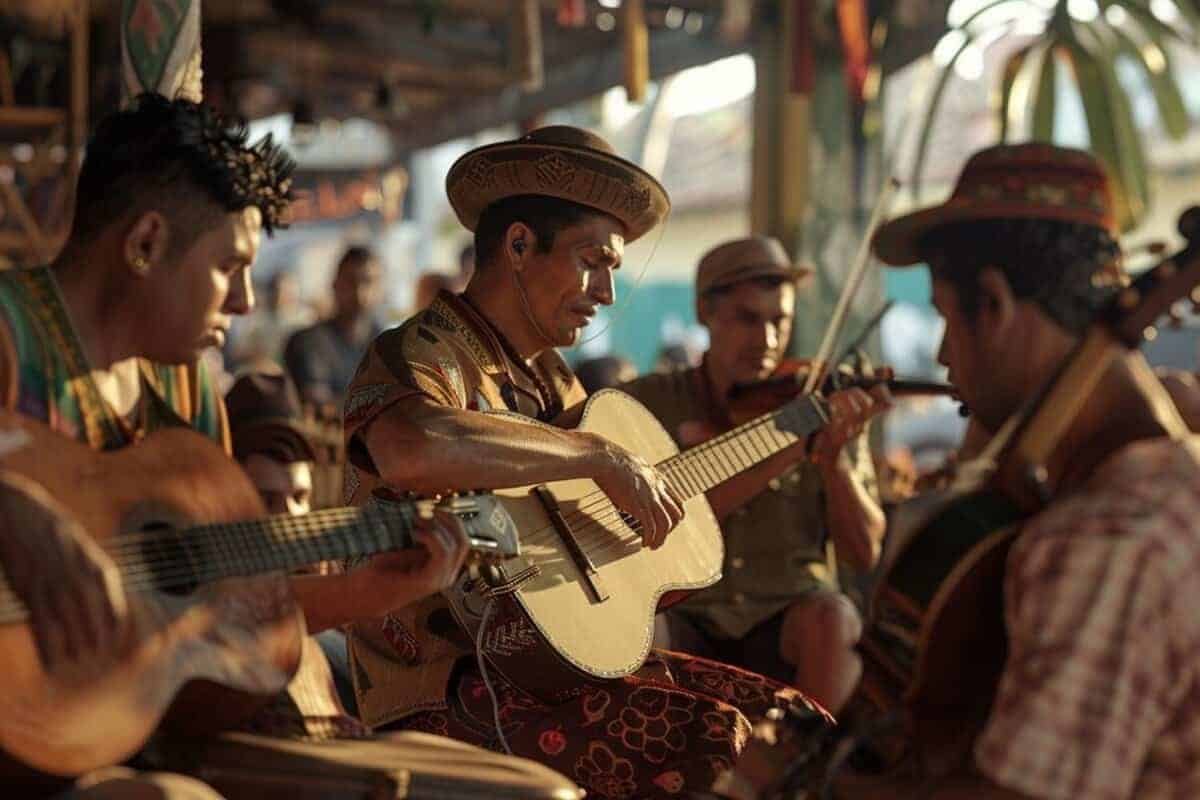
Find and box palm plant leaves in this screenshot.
[912,0,1196,230]
[1031,41,1059,141]
[1103,19,1190,138]
[999,42,1036,140]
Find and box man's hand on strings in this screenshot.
[593,441,685,550]
[809,381,893,468]
[350,506,471,615]
[0,473,128,678]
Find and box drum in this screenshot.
[151,731,583,800]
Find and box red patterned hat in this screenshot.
[446,125,670,243]
[872,143,1116,266]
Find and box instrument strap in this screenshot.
[14,268,133,450]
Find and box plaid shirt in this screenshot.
[975,436,1200,800]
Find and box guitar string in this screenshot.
[13,406,807,604]
[0,403,820,613]
[501,399,818,550]
[513,405,810,552]
[65,411,795,598]
[108,395,815,563]
[100,401,799,580]
[110,418,793,594]
[97,506,417,586]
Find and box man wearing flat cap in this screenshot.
[622,236,888,715]
[824,144,1200,800]
[339,127,826,799]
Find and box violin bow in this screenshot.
[802,176,902,395]
[831,299,895,369]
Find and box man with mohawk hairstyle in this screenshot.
[0,94,539,799]
[0,90,294,798]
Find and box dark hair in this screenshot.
[473,194,612,268]
[920,218,1120,336]
[337,245,376,271]
[71,93,295,250]
[232,426,315,466]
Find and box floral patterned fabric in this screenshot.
[395,648,831,799]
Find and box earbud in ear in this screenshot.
[512,240,526,255]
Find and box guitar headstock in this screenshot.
[1106,207,1200,347]
[436,493,520,560]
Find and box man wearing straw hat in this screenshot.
[339,127,829,799]
[826,143,1200,799]
[622,236,888,715]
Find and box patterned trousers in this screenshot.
[390,649,832,800]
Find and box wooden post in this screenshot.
[512,0,544,92]
[0,1,89,266]
[751,0,811,254]
[623,0,649,103]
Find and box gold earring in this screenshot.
[131,255,150,276]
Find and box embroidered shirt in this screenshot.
[341,291,585,727]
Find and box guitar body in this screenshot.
[449,390,723,699]
[0,414,304,777]
[855,489,1023,775]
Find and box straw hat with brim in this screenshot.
[226,371,321,463]
[872,143,1116,267]
[446,125,670,243]
[696,236,814,296]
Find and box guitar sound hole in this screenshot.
[137,524,199,596]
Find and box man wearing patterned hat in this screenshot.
[824,144,1200,799]
[340,127,830,799]
[621,236,889,715]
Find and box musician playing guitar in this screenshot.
[621,236,889,714]
[341,126,831,799]
[0,94,470,796]
[831,144,1200,799]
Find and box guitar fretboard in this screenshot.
[658,394,829,499]
[0,503,419,623]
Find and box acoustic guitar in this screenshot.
[446,389,829,700]
[0,410,519,778]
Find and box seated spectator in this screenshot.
[284,246,384,414]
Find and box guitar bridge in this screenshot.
[533,485,609,604]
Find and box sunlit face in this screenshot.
[700,280,795,387]
[520,215,626,347]
[142,206,261,363]
[333,257,384,318]
[242,453,313,517]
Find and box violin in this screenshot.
[726,358,960,424]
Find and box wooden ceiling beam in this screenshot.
[389,27,746,153]
[247,35,509,92]
[246,0,543,92]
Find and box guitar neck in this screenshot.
[0,504,419,623]
[657,395,829,500]
[178,503,420,583]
